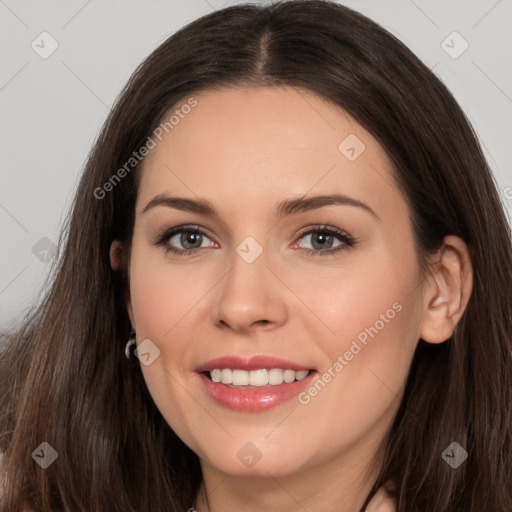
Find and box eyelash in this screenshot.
[152,224,356,257]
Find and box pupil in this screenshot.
[181,231,201,249]
[312,232,332,250]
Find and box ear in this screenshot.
[419,235,473,344]
[109,240,135,328]
[109,240,122,271]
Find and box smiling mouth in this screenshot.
[201,368,315,387]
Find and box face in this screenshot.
[124,86,427,484]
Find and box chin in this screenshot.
[200,443,314,478]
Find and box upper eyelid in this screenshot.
[158,224,349,236]
[164,224,217,242]
[296,224,351,236]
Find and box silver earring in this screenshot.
[125,329,136,359]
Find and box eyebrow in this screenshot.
[142,193,379,220]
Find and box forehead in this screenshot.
[137,85,404,222]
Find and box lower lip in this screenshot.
[197,371,317,412]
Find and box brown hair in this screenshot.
[1,1,511,510]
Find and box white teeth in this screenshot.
[207,368,311,386]
[220,369,232,384]
[232,369,250,386]
[249,369,268,386]
[268,368,284,385]
[283,369,295,383]
[295,370,309,380]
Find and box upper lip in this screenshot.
[196,355,314,372]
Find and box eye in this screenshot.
[153,225,216,255]
[152,224,356,257]
[294,226,356,256]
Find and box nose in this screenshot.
[211,247,288,334]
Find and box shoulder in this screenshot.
[365,483,397,512]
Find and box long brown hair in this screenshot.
[1,1,511,510]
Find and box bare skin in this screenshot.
[111,86,472,512]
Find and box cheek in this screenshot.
[127,242,203,433]
[294,249,416,341]
[293,290,420,455]
[296,242,422,389]
[303,264,421,426]
[128,240,207,338]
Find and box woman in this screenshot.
[1,1,511,511]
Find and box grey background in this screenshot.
[1,0,511,332]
